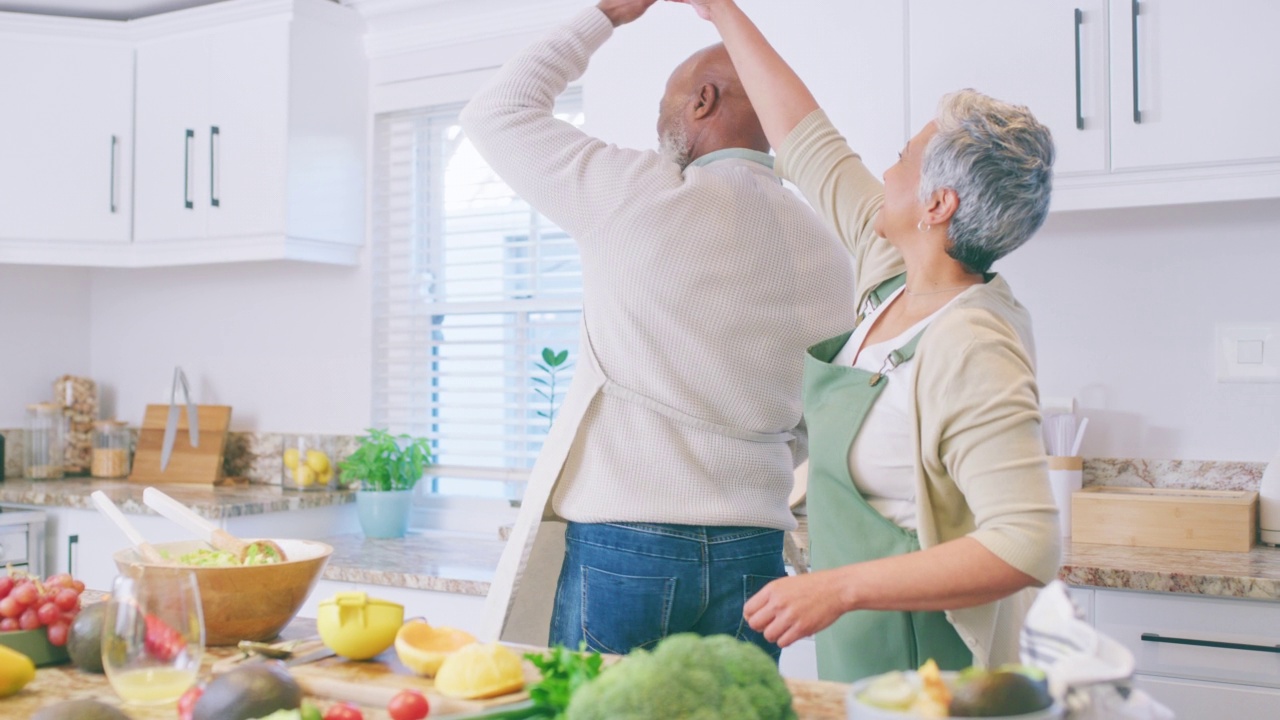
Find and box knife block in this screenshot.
[128,405,232,485]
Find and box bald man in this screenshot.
[461,0,856,658]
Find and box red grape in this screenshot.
[71,580,85,594]
[18,608,40,631]
[44,573,72,589]
[46,621,69,647]
[36,602,60,626]
[11,581,37,607]
[0,618,17,631]
[0,576,13,599]
[54,588,79,612]
[0,597,19,619]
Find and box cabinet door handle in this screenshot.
[1141,632,1280,654]
[1073,9,1084,130]
[210,125,220,208]
[109,135,119,213]
[67,534,78,579]
[183,129,195,209]
[1131,0,1142,123]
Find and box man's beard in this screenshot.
[659,121,692,169]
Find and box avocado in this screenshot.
[32,699,131,720]
[193,662,303,720]
[67,602,107,673]
[949,668,1053,717]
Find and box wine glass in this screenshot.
[102,569,205,705]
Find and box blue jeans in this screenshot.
[549,521,786,660]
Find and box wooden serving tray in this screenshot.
[1072,487,1259,552]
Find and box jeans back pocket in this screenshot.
[581,566,676,655]
[736,573,783,661]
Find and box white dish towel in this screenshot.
[1020,581,1176,719]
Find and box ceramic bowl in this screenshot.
[846,670,1064,720]
[113,538,332,646]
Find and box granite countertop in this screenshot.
[348,520,1280,603]
[12,619,850,719]
[0,478,354,519]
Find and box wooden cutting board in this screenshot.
[213,638,542,715]
[129,404,232,485]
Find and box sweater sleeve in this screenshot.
[922,310,1062,584]
[459,8,671,239]
[774,110,904,295]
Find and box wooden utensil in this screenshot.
[90,490,169,564]
[143,486,289,563]
[129,404,232,485]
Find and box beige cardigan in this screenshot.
[777,110,1062,667]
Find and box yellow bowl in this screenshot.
[316,592,404,660]
[113,538,332,646]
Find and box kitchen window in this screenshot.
[371,93,584,500]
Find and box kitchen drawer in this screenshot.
[0,528,30,567]
[1094,590,1280,689]
[1134,674,1280,717]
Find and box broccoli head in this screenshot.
[565,633,797,720]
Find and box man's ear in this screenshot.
[924,187,959,226]
[692,83,720,120]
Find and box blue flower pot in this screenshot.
[356,489,413,539]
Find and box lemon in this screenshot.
[434,642,525,699]
[318,468,334,487]
[394,620,477,677]
[283,448,300,470]
[305,450,330,474]
[0,644,35,698]
[294,465,317,487]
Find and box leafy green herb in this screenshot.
[524,643,605,720]
[336,428,433,492]
[533,347,572,428]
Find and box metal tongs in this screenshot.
[160,366,199,472]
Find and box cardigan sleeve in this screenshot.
[774,110,905,298]
[459,8,675,239]
[920,308,1062,584]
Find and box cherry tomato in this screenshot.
[388,689,430,720]
[177,685,203,720]
[323,702,365,720]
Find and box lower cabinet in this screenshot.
[1073,586,1280,716]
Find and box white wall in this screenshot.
[88,260,371,434]
[0,266,92,426]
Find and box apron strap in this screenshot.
[868,325,927,387]
[856,272,907,327]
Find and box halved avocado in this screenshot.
[192,662,303,720]
[949,668,1053,717]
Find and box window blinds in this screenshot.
[371,94,584,496]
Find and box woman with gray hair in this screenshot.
[676,0,1061,682]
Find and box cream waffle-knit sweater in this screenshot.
[460,7,857,531]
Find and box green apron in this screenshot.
[803,273,972,683]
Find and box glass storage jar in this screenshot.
[92,420,132,479]
[24,403,67,480]
[282,435,338,491]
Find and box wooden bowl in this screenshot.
[113,538,332,646]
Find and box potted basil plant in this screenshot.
[338,429,433,539]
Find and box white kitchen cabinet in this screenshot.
[1085,587,1280,716]
[0,18,133,251]
[1109,0,1280,171]
[908,1,1108,176]
[859,0,1280,211]
[131,0,366,266]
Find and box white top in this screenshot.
[459,8,858,531]
[831,287,957,530]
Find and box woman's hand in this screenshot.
[743,569,851,648]
[597,0,660,27]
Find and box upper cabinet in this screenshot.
[0,0,367,267]
[0,21,134,254]
[1108,0,1280,171]
[863,0,1280,212]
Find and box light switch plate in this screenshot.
[1216,323,1280,382]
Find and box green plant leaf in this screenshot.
[552,350,569,366]
[541,347,556,365]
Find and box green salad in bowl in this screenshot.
[168,546,283,567]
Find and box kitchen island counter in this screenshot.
[8,619,851,719]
